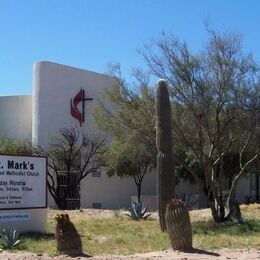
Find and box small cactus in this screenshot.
[165,198,192,250]
[55,214,82,256]
[156,79,175,231]
[126,201,152,220]
[0,228,22,249]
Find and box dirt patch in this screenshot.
[48,207,214,221]
[0,248,259,259]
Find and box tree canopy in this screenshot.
[38,128,105,209]
[94,67,156,202]
[141,29,260,222]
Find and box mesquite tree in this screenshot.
[156,79,175,231]
[94,66,156,202]
[105,143,154,202]
[39,128,105,209]
[142,30,260,222]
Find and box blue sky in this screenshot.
[0,0,260,96]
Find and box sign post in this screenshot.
[0,154,47,233]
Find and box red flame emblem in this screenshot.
[70,88,93,126]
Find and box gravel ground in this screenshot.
[0,248,259,260]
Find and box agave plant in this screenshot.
[126,201,151,220]
[0,228,22,249]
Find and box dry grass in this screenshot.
[15,204,260,256]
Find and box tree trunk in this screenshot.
[56,197,67,210]
[229,200,243,223]
[225,190,243,223]
[225,173,245,223]
[209,200,226,223]
[207,186,243,223]
[137,183,142,203]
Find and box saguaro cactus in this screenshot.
[155,79,175,232]
[165,198,192,250]
[55,214,82,256]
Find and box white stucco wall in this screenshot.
[0,95,32,140]
[32,61,157,209]
[81,170,157,209]
[32,61,116,147]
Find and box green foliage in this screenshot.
[94,69,156,151]
[0,228,22,249]
[126,201,152,221]
[105,141,154,185]
[143,29,260,222]
[0,133,32,155]
[94,67,156,201]
[94,66,156,162]
[0,134,16,153]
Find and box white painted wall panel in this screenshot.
[0,95,32,140]
[32,61,116,147]
[32,61,157,209]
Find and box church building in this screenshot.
[0,61,258,209]
[0,61,158,209]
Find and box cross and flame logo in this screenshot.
[70,88,93,126]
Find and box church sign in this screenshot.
[0,154,47,210]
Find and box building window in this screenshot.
[92,202,102,209]
[57,171,80,209]
[92,169,101,177]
